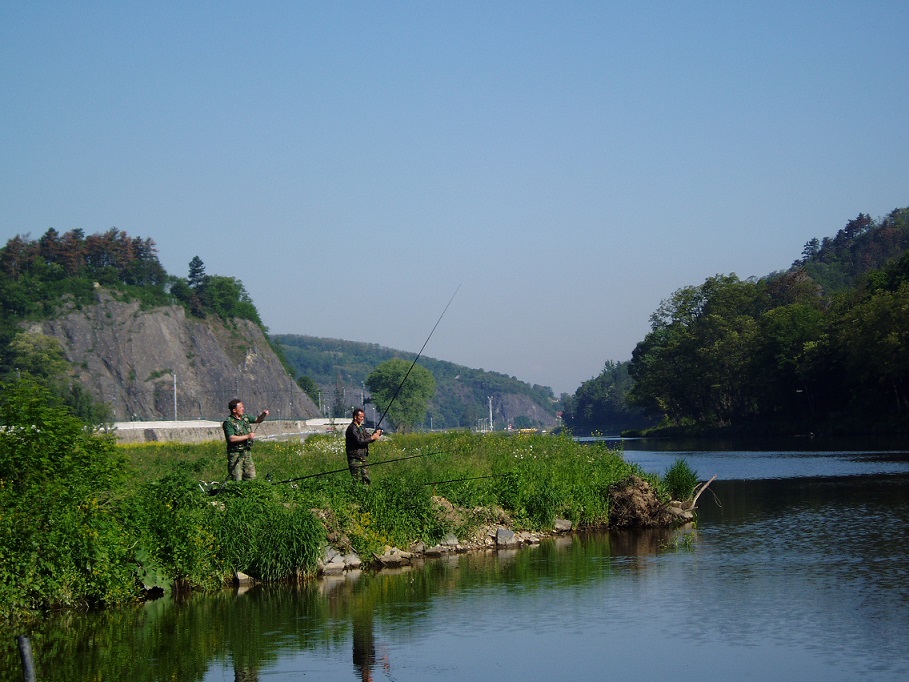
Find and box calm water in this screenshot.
[5,440,909,681]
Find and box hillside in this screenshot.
[0,228,318,423]
[273,334,559,430]
[794,207,909,292]
[0,228,556,429]
[34,290,319,422]
[622,207,909,435]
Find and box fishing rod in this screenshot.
[272,449,448,485]
[373,285,460,432]
[422,474,500,487]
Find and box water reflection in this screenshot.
[613,438,909,480]
[3,450,909,680]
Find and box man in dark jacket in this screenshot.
[345,408,382,484]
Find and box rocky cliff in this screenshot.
[36,291,319,421]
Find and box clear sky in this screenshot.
[2,2,907,395]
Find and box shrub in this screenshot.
[662,458,699,500]
[0,379,135,616]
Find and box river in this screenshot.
[4,438,909,681]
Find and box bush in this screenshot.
[662,458,699,500]
[0,379,135,616]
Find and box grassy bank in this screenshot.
[1,383,686,622]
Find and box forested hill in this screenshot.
[622,206,909,436]
[273,334,559,430]
[563,207,909,436]
[793,208,909,293]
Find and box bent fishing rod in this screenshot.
[272,449,448,485]
[373,284,460,432]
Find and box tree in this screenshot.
[187,256,207,290]
[295,374,320,405]
[835,282,909,415]
[8,331,71,381]
[0,378,130,613]
[366,359,436,433]
[629,274,767,426]
[6,331,112,424]
[562,360,654,434]
[199,275,263,325]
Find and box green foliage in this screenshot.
[367,358,436,432]
[0,379,123,491]
[3,408,675,621]
[661,458,699,500]
[561,360,656,435]
[128,466,223,591]
[4,331,112,424]
[0,228,167,322]
[0,379,134,616]
[626,210,909,434]
[273,334,558,428]
[799,209,909,294]
[360,478,445,548]
[491,435,641,529]
[628,274,769,426]
[215,481,323,581]
[0,230,267,357]
[187,255,206,289]
[198,275,263,325]
[295,374,321,404]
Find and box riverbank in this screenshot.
[306,471,699,579]
[1,394,697,622]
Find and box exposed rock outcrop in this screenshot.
[36,290,320,421]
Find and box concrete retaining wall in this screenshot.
[112,418,352,444]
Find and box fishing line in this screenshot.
[374,284,460,431]
[272,449,448,485]
[422,474,501,487]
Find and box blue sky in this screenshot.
[2,2,907,395]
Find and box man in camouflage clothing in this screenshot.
[223,398,269,481]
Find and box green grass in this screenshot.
[3,420,665,621]
[660,457,700,500]
[124,431,653,557]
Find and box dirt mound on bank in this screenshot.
[608,475,673,527]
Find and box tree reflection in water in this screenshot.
[0,529,689,680]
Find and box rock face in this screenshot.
[36,291,320,421]
[494,392,559,430]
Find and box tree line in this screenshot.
[564,208,909,435]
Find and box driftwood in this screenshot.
[687,474,717,510]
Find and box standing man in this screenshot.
[346,408,382,484]
[223,398,269,481]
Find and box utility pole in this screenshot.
[172,372,178,422]
[488,396,493,432]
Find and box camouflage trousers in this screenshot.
[347,455,371,485]
[228,449,256,481]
